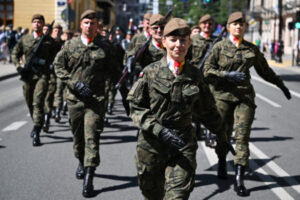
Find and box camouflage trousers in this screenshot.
[44,73,56,114]
[23,76,49,127]
[68,99,105,168]
[135,129,197,200]
[53,78,67,108]
[215,99,256,166]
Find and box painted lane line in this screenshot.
[256,93,281,108]
[249,158,295,200]
[2,121,28,132]
[200,142,234,172]
[249,142,300,194]
[252,75,300,99]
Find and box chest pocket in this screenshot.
[90,48,106,63]
[152,78,171,104]
[68,52,81,68]
[182,84,199,106]
[219,50,234,68]
[243,51,255,65]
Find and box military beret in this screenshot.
[80,9,97,21]
[191,25,200,31]
[199,14,213,24]
[63,29,73,34]
[115,26,120,31]
[53,24,62,30]
[149,14,166,26]
[143,12,152,20]
[32,14,45,23]
[126,30,133,35]
[227,11,245,24]
[163,18,191,37]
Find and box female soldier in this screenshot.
[203,12,291,196]
[128,18,225,200]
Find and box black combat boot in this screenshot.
[82,167,95,197]
[195,123,203,140]
[32,126,42,146]
[62,101,68,116]
[235,165,249,197]
[107,103,113,115]
[43,114,50,132]
[217,157,228,179]
[76,162,85,179]
[55,107,61,123]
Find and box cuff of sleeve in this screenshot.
[67,80,76,90]
[220,71,227,78]
[152,123,164,137]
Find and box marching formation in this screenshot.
[11,8,291,199]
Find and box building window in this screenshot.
[0,0,14,26]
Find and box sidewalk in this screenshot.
[0,62,18,81]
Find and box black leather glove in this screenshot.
[225,71,246,83]
[280,86,291,100]
[159,128,186,151]
[126,56,136,74]
[74,81,93,99]
[17,67,29,77]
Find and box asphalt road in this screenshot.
[0,66,300,200]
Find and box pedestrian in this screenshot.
[121,30,133,51]
[128,18,225,200]
[0,39,9,63]
[11,14,56,146]
[203,12,292,197]
[54,9,117,197]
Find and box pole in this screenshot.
[277,0,283,63]
[250,0,254,43]
[229,0,232,14]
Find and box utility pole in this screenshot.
[277,0,283,63]
[229,0,232,14]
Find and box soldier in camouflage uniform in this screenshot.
[43,23,63,132]
[12,14,55,146]
[128,18,224,200]
[124,13,166,83]
[53,29,73,122]
[203,12,291,197]
[189,14,217,147]
[54,10,116,197]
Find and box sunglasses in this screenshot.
[151,26,164,31]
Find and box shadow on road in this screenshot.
[279,74,300,82]
[93,173,138,195]
[251,127,269,131]
[100,135,137,145]
[250,136,293,142]
[41,135,73,145]
[0,145,5,149]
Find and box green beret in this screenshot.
[199,14,213,24]
[80,9,97,21]
[227,12,245,24]
[32,14,45,23]
[149,14,166,26]
[163,18,191,37]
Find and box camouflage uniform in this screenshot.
[54,35,115,167]
[12,33,55,127]
[44,39,63,115]
[128,57,223,200]
[53,77,67,109]
[189,34,216,67]
[203,37,288,166]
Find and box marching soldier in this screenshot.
[203,12,291,196]
[12,14,55,146]
[54,10,116,197]
[190,14,217,147]
[43,23,63,131]
[124,14,166,85]
[126,12,152,52]
[128,18,225,200]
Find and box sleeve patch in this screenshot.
[139,72,144,78]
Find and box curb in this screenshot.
[0,73,19,81]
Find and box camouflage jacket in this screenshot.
[188,34,216,67]
[127,56,222,140]
[203,37,286,102]
[12,33,55,79]
[126,31,147,52]
[124,39,165,69]
[54,35,116,102]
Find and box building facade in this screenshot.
[246,0,300,55]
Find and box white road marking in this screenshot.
[252,75,300,99]
[250,142,300,194]
[2,121,28,132]
[249,158,295,200]
[256,93,282,108]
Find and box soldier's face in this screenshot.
[80,18,99,38]
[42,26,48,34]
[143,19,150,32]
[199,20,213,34]
[32,19,44,32]
[191,28,200,37]
[227,21,246,38]
[162,35,191,62]
[150,25,164,42]
[52,28,62,39]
